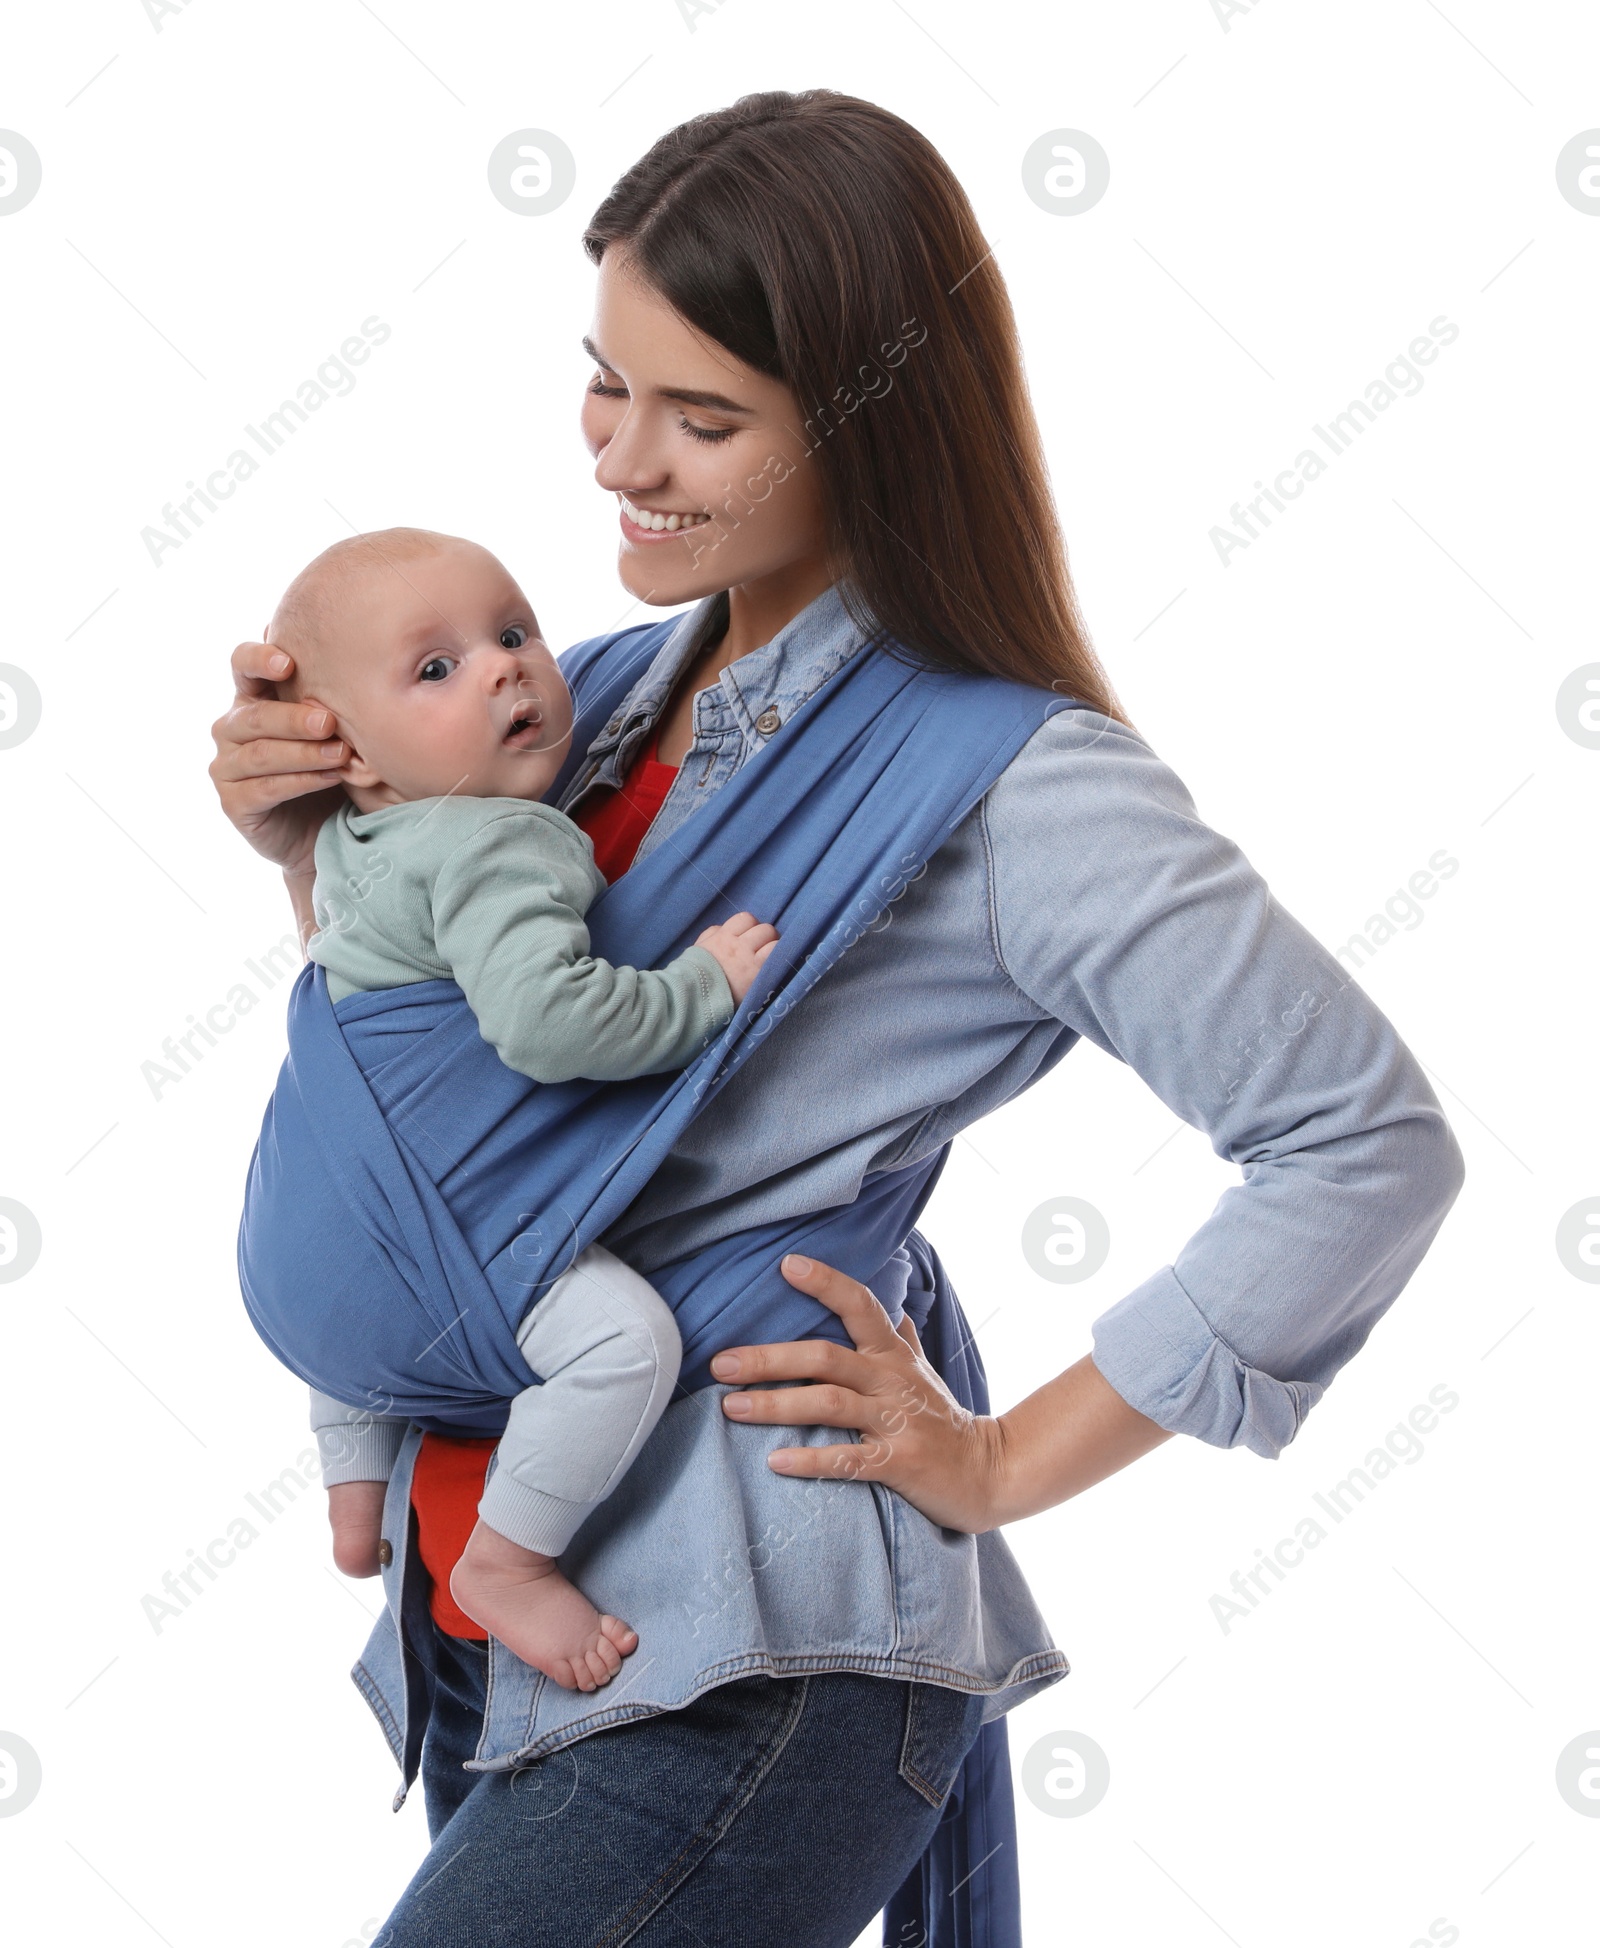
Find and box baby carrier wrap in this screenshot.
[240,621,1080,1948]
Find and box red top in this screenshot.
[413,732,681,1637]
[579,731,681,883]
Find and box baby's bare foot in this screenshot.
[449,1521,638,1692]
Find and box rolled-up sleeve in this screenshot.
[982,711,1466,1458]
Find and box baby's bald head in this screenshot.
[269,528,484,704]
[258,528,568,813]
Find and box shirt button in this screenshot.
[377,1538,393,1566]
[755,707,782,735]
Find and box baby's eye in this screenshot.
[500,626,529,650]
[418,655,457,683]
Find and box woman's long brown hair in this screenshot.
[583,89,1130,724]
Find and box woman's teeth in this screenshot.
[619,496,711,533]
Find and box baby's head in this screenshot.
[268,528,573,812]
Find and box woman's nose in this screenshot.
[591,409,669,497]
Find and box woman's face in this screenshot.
[580,248,828,609]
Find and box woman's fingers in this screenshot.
[213,649,342,778]
[721,1382,869,1429]
[710,1256,908,1392]
[895,1313,926,1359]
[209,643,347,874]
[710,1251,1003,1528]
[778,1254,903,1355]
[220,769,350,817]
[212,733,348,783]
[230,638,295,694]
[766,1440,888,1481]
[248,695,337,741]
[215,694,339,752]
[710,1335,878,1391]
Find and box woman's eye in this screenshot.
[500,626,529,650]
[588,376,627,398]
[678,414,736,446]
[418,656,455,683]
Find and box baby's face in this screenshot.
[285,542,574,808]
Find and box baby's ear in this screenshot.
[337,742,384,790]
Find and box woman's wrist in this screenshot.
[284,866,317,952]
[985,1356,1174,1527]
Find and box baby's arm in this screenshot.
[433,813,777,1086]
[310,1388,409,1578]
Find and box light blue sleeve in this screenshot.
[983,712,1466,1458]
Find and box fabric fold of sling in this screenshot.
[238,623,1079,1948]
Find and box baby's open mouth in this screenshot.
[504,702,544,747]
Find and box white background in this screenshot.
[1,2,1595,1944]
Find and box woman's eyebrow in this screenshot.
[582,335,753,416]
[658,385,753,415]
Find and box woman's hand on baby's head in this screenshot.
[696,912,779,1004]
[210,639,350,877]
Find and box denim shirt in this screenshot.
[348,583,1466,1802]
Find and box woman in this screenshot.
[210,91,1464,1947]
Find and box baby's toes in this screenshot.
[586,1640,622,1687]
[599,1614,638,1655]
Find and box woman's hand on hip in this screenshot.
[208,640,349,878]
[711,1254,1009,1535]
[713,1254,1175,1533]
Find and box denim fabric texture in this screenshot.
[373,1629,985,1948]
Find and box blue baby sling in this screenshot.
[239,616,1078,1948]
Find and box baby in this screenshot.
[267,526,777,1690]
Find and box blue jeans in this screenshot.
[374,1621,987,1947]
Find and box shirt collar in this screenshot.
[573,580,867,785]
[717,581,863,744]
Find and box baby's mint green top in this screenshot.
[307,797,732,1085]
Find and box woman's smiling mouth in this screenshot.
[618,494,712,540]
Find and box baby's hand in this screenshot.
[326,1480,387,1577]
[696,911,779,1004]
